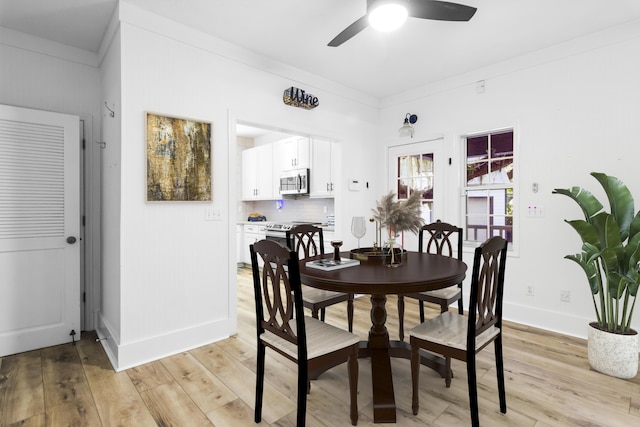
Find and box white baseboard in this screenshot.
[503,301,592,340]
[96,314,232,372]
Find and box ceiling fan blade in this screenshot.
[408,0,477,21]
[328,15,369,47]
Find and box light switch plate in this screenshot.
[205,207,221,221]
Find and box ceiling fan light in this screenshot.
[368,3,408,32]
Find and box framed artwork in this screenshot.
[146,112,212,201]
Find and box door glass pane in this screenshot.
[397,153,433,201]
[398,156,409,178]
[397,177,409,199]
[421,201,433,223]
[420,154,434,174]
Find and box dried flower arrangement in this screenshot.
[371,190,424,239]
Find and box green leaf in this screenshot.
[592,213,623,267]
[623,232,640,270]
[600,246,620,276]
[607,272,627,300]
[582,242,601,263]
[629,211,640,241]
[565,254,601,295]
[624,267,640,297]
[552,186,603,221]
[565,219,599,247]
[592,172,634,241]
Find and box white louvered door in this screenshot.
[0,104,80,356]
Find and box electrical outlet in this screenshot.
[526,285,535,296]
[560,290,571,303]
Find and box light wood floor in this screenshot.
[1,266,639,426]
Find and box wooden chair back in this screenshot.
[467,235,508,343]
[286,224,324,258]
[418,221,463,260]
[250,239,307,360]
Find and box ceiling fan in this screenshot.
[328,0,477,47]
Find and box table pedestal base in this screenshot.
[357,341,448,423]
[309,294,450,424]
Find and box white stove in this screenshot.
[264,222,294,233]
[264,222,321,245]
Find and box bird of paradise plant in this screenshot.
[553,172,640,334]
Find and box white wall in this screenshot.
[0,27,103,332]
[97,2,380,369]
[379,20,640,338]
[98,9,123,363]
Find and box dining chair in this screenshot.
[408,235,508,427]
[397,221,463,341]
[287,224,355,332]
[250,239,359,426]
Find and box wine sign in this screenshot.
[283,86,319,110]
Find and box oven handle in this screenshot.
[265,231,286,238]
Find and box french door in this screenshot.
[387,138,444,251]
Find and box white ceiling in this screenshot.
[2,0,640,99]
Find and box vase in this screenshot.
[587,322,639,379]
[383,237,402,268]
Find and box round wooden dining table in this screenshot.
[299,251,467,424]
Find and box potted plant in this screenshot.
[371,190,424,266]
[553,172,639,378]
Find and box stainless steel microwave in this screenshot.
[279,168,309,195]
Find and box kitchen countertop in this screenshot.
[236,221,335,232]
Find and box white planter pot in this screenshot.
[588,322,639,379]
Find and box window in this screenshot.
[464,129,514,244]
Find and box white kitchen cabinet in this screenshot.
[242,144,275,200]
[310,138,336,197]
[275,136,310,172]
[243,223,266,266]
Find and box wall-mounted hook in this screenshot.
[96,141,106,149]
[104,102,115,118]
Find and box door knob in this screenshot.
[66,236,77,244]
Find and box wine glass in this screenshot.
[351,216,366,249]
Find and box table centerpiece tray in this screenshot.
[349,247,408,263]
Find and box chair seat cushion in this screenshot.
[261,316,360,360]
[408,311,500,351]
[301,284,348,304]
[420,285,461,300]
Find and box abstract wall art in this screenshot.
[146,112,212,201]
